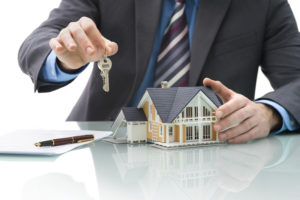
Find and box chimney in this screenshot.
[161,81,168,88]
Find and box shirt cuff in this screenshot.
[256,100,299,135]
[39,50,88,83]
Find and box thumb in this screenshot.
[103,38,118,56]
[203,78,233,102]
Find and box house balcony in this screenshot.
[173,116,217,124]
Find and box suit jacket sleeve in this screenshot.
[18,0,99,92]
[259,0,300,124]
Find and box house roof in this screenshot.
[122,107,147,122]
[146,86,222,123]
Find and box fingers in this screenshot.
[78,17,118,56]
[217,94,248,119]
[215,104,255,133]
[57,28,78,51]
[203,78,234,102]
[50,17,118,60]
[227,126,259,144]
[202,78,272,144]
[49,38,64,53]
[68,21,95,55]
[218,116,258,141]
[203,78,246,119]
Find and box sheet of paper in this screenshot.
[0,130,112,156]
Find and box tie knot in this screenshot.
[176,0,185,4]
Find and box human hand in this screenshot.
[203,78,282,144]
[49,17,118,71]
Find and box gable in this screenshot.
[136,86,223,123]
[165,87,201,122]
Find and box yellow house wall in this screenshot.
[143,101,149,119]
[183,125,186,142]
[212,112,217,141]
[152,122,159,141]
[212,123,217,141]
[152,104,156,121]
[174,125,179,142]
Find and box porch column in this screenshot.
[199,124,203,143]
[166,125,169,144]
[180,124,183,144]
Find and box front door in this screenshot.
[168,126,174,142]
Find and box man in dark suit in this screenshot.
[18,0,300,143]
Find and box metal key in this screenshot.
[97,55,112,92]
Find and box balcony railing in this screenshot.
[173,116,217,123]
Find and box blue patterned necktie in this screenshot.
[154,0,190,87]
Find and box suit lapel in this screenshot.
[189,0,232,86]
[134,0,162,87]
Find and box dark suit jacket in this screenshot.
[18,0,300,122]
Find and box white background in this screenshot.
[0,0,299,128]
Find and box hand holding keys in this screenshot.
[98,53,112,92]
[49,17,118,78]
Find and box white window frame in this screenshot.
[149,123,152,132]
[169,126,173,136]
[203,125,211,140]
[186,107,193,118]
[159,126,163,137]
[186,126,193,141]
[195,126,199,140]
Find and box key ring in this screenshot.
[104,48,108,58]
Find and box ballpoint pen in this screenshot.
[34,134,94,147]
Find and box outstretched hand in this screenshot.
[49,17,118,72]
[203,78,282,143]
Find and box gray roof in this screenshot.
[122,107,147,122]
[146,86,222,123]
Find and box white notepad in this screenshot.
[0,130,112,156]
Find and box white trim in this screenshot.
[199,91,217,110]
[166,124,169,144]
[159,126,163,137]
[137,91,149,108]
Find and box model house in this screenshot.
[112,84,223,148]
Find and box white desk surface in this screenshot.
[0,122,299,200]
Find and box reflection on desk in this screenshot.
[0,122,299,200]
[89,134,300,200]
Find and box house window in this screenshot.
[186,126,193,141]
[194,107,198,118]
[186,107,193,118]
[195,126,199,140]
[159,126,163,136]
[169,126,173,136]
[182,110,185,118]
[203,125,211,140]
[203,106,211,117]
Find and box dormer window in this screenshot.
[203,106,211,116]
[194,107,198,118]
[186,107,193,118]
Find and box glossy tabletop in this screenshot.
[0,122,299,200]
